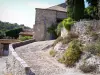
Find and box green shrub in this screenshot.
[63,18,75,31]
[49,50,56,57]
[56,17,75,35]
[79,63,97,73]
[59,39,82,67]
[84,42,100,56]
[20,36,32,41]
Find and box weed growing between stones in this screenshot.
[83,42,100,56]
[79,62,97,73]
[49,50,57,57]
[53,32,78,46]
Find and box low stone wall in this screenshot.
[6,39,35,75]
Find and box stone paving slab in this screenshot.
[0,57,7,75]
[15,40,95,75]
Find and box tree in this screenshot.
[0,31,5,39]
[73,0,85,21]
[66,0,74,18]
[98,0,100,18]
[66,0,85,21]
[86,0,99,19]
[86,0,98,6]
[6,28,23,39]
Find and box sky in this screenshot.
[0,0,65,28]
[0,0,88,28]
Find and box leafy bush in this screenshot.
[62,18,75,31]
[59,39,82,67]
[20,36,32,41]
[79,63,97,73]
[49,50,57,57]
[56,17,75,35]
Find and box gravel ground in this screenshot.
[0,56,7,75]
[15,40,94,75]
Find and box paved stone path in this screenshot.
[0,57,7,75]
[15,40,94,75]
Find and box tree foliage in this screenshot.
[85,0,99,19]
[73,0,85,21]
[0,31,5,39]
[0,21,30,32]
[84,6,98,19]
[0,20,30,39]
[86,0,98,6]
[5,28,23,39]
[67,0,85,21]
[67,0,74,18]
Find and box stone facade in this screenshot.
[33,3,67,41]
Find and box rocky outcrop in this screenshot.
[71,20,100,44]
[53,20,100,75]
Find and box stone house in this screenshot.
[33,2,67,41]
[19,27,33,39]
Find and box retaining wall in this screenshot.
[6,39,35,75]
[71,20,100,44]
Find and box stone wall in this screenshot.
[71,20,100,44]
[0,43,3,56]
[34,8,67,41]
[6,39,35,75]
